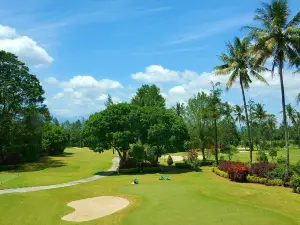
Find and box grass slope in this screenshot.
[0,170,300,225]
[0,148,114,189]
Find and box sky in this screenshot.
[0,0,299,121]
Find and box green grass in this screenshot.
[0,148,114,189]
[220,147,300,164]
[1,168,300,225]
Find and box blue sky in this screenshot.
[0,0,299,120]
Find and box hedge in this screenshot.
[200,160,214,166]
[247,175,282,186]
[212,167,228,178]
[175,162,191,169]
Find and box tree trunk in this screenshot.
[278,60,289,183]
[240,78,253,164]
[214,119,219,164]
[201,144,206,161]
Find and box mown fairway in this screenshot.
[0,148,113,189]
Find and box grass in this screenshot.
[1,168,300,225]
[0,148,114,189]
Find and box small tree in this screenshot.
[269,149,278,161]
[222,145,238,161]
[167,155,173,166]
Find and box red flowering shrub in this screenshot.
[249,162,276,178]
[228,165,249,182]
[218,161,245,172]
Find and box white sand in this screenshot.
[62,196,130,222]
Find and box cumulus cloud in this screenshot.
[0,24,53,67]
[131,65,179,82]
[49,75,124,117]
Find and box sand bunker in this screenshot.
[62,196,130,222]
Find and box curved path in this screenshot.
[0,157,119,195]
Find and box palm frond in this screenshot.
[250,70,269,85]
[286,12,300,28]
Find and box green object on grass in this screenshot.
[166,176,170,180]
[159,176,165,180]
[133,179,139,184]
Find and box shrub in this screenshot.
[218,161,245,172]
[142,161,159,168]
[266,178,283,186]
[291,160,300,175]
[200,160,214,166]
[0,152,21,165]
[276,156,286,165]
[142,167,162,173]
[175,162,191,169]
[228,165,249,182]
[256,151,268,163]
[187,149,198,162]
[129,141,145,162]
[219,155,225,161]
[119,158,137,169]
[212,167,228,178]
[247,175,268,184]
[266,164,287,180]
[268,149,278,161]
[249,162,276,178]
[167,155,174,166]
[291,174,300,194]
[118,168,139,174]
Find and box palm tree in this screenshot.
[253,103,268,149]
[286,104,296,140]
[233,105,245,131]
[296,93,300,105]
[245,0,300,181]
[214,37,268,164]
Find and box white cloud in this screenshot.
[61,75,123,89]
[169,86,186,95]
[96,94,108,101]
[44,77,59,85]
[0,24,53,67]
[131,65,180,83]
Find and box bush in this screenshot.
[187,149,198,162]
[200,160,214,166]
[256,151,268,163]
[291,174,300,194]
[266,178,283,186]
[292,160,300,175]
[129,141,145,162]
[247,175,268,184]
[266,164,286,180]
[228,164,249,182]
[167,155,173,166]
[249,162,276,178]
[142,167,162,173]
[212,167,228,178]
[175,162,191,169]
[118,168,139,174]
[142,161,159,168]
[218,161,245,172]
[0,152,21,165]
[268,149,278,160]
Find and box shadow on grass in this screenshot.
[0,157,67,173]
[94,166,200,177]
[54,152,74,157]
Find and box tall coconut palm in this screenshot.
[296,93,300,105]
[233,105,245,131]
[214,37,268,164]
[245,0,300,181]
[253,103,268,149]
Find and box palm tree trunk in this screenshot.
[240,78,253,164]
[278,60,289,183]
[214,119,219,164]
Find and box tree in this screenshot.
[233,105,245,131]
[0,51,49,163]
[214,37,268,164]
[245,0,300,181]
[105,94,114,107]
[286,104,296,140]
[42,123,69,155]
[172,102,185,118]
[131,84,165,107]
[296,93,300,105]
[83,103,136,161]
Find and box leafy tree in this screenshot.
[148,123,169,162]
[214,37,268,164]
[245,0,300,181]
[83,103,136,161]
[0,51,49,163]
[131,84,165,107]
[296,93,300,105]
[42,123,69,156]
[172,102,185,118]
[129,140,145,163]
[105,94,114,107]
